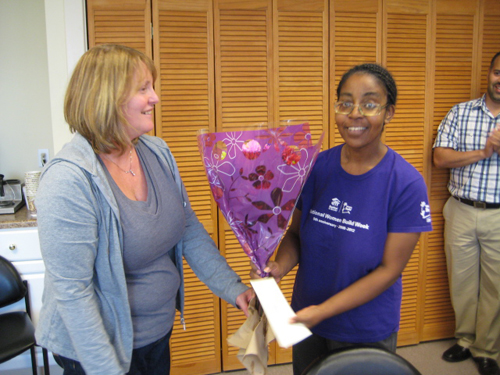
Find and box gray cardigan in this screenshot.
[35,133,248,375]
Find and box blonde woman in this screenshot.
[35,44,252,375]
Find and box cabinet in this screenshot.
[0,226,56,372]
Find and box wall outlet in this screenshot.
[38,149,49,167]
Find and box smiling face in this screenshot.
[123,62,159,140]
[487,55,500,105]
[335,72,394,153]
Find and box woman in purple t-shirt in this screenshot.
[251,63,432,375]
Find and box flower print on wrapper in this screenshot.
[252,187,296,230]
[293,126,313,148]
[224,207,274,269]
[255,123,312,152]
[203,153,236,188]
[200,133,216,148]
[223,132,246,159]
[255,126,289,153]
[241,165,274,190]
[197,122,324,277]
[224,211,257,261]
[277,148,313,193]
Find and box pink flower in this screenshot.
[282,146,301,165]
[242,139,262,160]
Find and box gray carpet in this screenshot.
[398,339,477,375]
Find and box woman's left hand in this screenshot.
[290,305,327,329]
[236,288,255,317]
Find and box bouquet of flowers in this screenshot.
[198,121,323,374]
[197,121,323,277]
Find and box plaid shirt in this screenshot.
[434,95,500,203]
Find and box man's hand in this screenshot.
[486,127,500,157]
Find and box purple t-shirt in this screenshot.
[293,145,432,343]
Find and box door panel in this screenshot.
[87,0,152,55]
[153,1,221,374]
[384,0,429,345]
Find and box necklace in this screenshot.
[102,149,136,176]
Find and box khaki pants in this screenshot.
[443,197,500,360]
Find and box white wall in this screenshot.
[0,0,86,182]
[0,1,85,372]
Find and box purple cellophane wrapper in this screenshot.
[197,122,323,276]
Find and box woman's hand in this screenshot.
[249,261,283,283]
[290,232,421,330]
[290,305,328,329]
[236,288,255,317]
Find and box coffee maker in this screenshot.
[0,174,25,214]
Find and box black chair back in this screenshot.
[0,255,50,375]
[303,345,422,375]
[0,255,27,308]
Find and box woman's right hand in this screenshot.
[249,261,283,283]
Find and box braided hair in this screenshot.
[336,63,398,107]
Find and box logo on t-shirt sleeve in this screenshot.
[420,201,431,223]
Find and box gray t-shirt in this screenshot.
[101,142,183,348]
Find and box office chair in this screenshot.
[0,255,50,375]
[303,345,422,375]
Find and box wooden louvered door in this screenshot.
[87,0,152,55]
[214,0,329,369]
[479,0,500,96]
[87,1,222,374]
[85,0,500,373]
[273,0,329,363]
[423,0,479,342]
[152,1,221,374]
[86,0,154,138]
[331,0,430,348]
[331,0,380,146]
[274,0,329,149]
[331,0,455,347]
[383,0,430,346]
[214,0,274,370]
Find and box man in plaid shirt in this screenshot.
[433,51,500,375]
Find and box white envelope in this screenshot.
[250,277,312,348]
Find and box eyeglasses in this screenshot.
[334,101,388,117]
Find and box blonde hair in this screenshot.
[64,44,157,154]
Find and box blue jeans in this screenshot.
[54,330,172,375]
[292,331,398,375]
